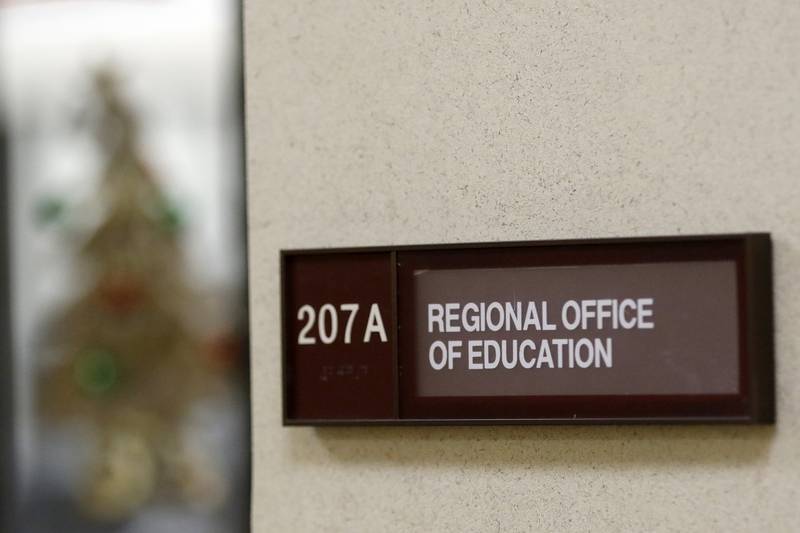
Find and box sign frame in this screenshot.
[281,233,774,426]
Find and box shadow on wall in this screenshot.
[292,425,775,469]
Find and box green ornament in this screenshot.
[35,197,66,227]
[74,348,120,397]
[152,196,184,234]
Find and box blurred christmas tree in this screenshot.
[39,70,227,521]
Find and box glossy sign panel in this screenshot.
[411,262,739,398]
[282,234,773,425]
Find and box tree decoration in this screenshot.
[38,70,227,521]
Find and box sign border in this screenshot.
[281,233,774,426]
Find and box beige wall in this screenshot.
[245,2,799,531]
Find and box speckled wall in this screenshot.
[244,2,799,531]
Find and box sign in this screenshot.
[281,234,774,424]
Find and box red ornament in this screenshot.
[205,332,245,370]
[97,275,145,315]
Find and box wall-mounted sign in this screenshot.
[281,234,774,425]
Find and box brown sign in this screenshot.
[282,252,396,420]
[281,234,774,424]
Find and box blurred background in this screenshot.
[0,1,250,532]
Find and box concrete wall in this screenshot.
[245,2,799,531]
